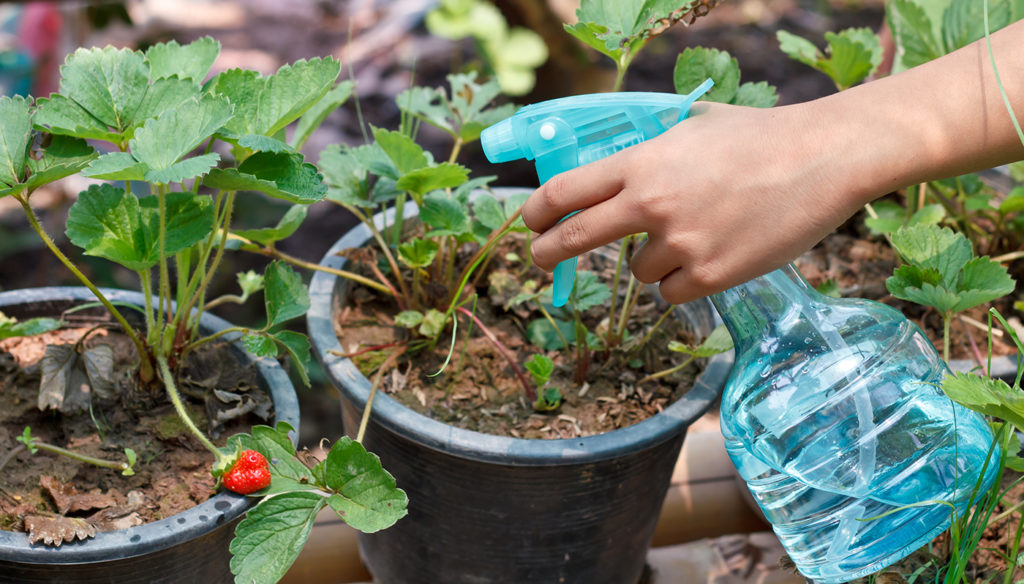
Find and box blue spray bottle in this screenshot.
[481,84,999,583]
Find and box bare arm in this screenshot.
[520,19,1024,305]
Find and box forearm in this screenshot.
[812,17,1024,206]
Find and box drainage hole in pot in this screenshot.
[177,517,186,525]
[199,515,208,522]
[215,501,230,511]
[130,535,141,543]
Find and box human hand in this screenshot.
[520,101,871,305]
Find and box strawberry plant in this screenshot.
[0,37,406,584]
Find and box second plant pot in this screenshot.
[308,217,730,584]
[0,287,300,584]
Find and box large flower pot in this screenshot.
[308,215,730,584]
[0,287,300,584]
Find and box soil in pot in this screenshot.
[0,321,273,545]
[334,234,707,440]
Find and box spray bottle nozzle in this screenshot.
[481,79,714,306]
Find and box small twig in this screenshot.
[0,444,25,475]
[957,314,988,376]
[455,306,535,400]
[356,347,407,444]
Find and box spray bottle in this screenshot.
[481,85,999,583]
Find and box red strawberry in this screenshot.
[222,449,272,495]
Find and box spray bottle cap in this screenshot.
[482,79,715,306]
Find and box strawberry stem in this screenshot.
[156,354,222,459]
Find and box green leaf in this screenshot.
[129,77,203,132]
[821,29,882,90]
[396,163,469,198]
[888,278,961,314]
[569,271,611,312]
[129,94,233,176]
[397,238,439,268]
[887,0,943,68]
[486,27,548,96]
[0,96,32,187]
[567,0,705,64]
[426,0,504,39]
[33,94,119,143]
[243,333,277,358]
[291,80,354,151]
[942,371,1024,430]
[237,270,264,300]
[230,491,326,584]
[233,205,308,247]
[145,152,221,184]
[274,330,312,388]
[212,58,341,138]
[419,309,446,338]
[25,135,98,191]
[420,195,471,237]
[815,278,841,298]
[942,0,1011,54]
[139,191,215,255]
[264,261,310,327]
[236,134,294,154]
[890,224,973,289]
[395,310,424,328]
[65,186,211,271]
[224,422,309,483]
[527,318,574,351]
[777,30,820,67]
[58,46,149,132]
[732,82,779,108]
[372,127,427,175]
[145,37,220,81]
[955,257,1016,312]
[83,152,148,181]
[864,200,906,235]
[1000,188,1024,214]
[674,47,739,104]
[472,193,506,231]
[525,353,554,386]
[398,73,520,139]
[205,152,327,204]
[323,436,408,533]
[778,28,880,90]
[320,144,374,208]
[908,203,946,226]
[66,184,148,269]
[0,312,61,340]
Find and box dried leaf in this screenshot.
[38,344,114,412]
[40,475,116,515]
[24,515,95,546]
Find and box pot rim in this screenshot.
[0,287,300,564]
[308,196,729,466]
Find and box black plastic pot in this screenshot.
[308,211,730,584]
[0,287,300,584]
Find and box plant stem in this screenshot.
[180,191,236,343]
[341,203,411,302]
[607,236,630,347]
[263,245,395,298]
[614,274,640,340]
[156,354,220,456]
[448,136,464,164]
[25,440,132,474]
[535,300,569,350]
[638,356,695,384]
[14,193,153,381]
[181,325,248,356]
[943,313,952,364]
[356,348,406,444]
[455,306,535,400]
[139,269,157,346]
[449,208,522,307]
[157,185,171,339]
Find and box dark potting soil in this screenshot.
[334,235,705,440]
[0,325,272,546]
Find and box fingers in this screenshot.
[528,197,639,271]
[520,155,626,234]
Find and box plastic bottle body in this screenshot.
[714,266,999,582]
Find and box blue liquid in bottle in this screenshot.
[714,266,999,582]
